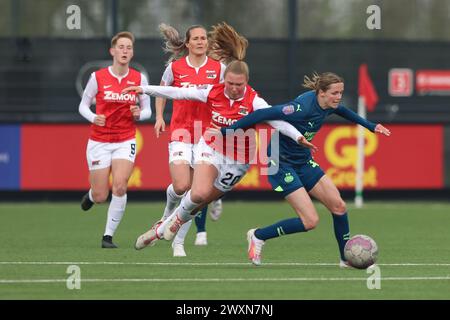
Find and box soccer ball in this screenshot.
[344,234,378,269]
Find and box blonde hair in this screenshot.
[208,22,249,80]
[111,31,135,48]
[303,72,344,94]
[159,23,207,65]
[224,60,250,81]
[208,22,248,65]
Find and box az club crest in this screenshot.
[238,106,249,116]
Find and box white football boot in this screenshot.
[339,260,351,268]
[194,231,208,246]
[247,229,265,266]
[209,199,223,221]
[134,220,162,250]
[172,241,187,257]
[163,214,185,241]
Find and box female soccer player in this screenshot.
[123,23,317,250]
[153,23,227,257]
[220,72,391,266]
[78,31,151,248]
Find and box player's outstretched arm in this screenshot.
[122,85,209,102]
[220,105,288,135]
[334,105,377,132]
[374,124,391,136]
[122,86,143,94]
[335,106,391,137]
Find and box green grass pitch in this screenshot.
[0,200,449,299]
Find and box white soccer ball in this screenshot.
[344,234,378,269]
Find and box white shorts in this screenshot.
[86,138,137,171]
[194,137,250,193]
[168,141,196,166]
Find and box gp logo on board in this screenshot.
[324,127,379,188]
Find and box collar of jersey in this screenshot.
[313,94,327,113]
[108,66,129,82]
[186,56,208,71]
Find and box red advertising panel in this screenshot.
[416,70,450,95]
[21,124,90,189]
[236,124,443,190]
[21,124,172,190]
[20,124,443,190]
[312,125,443,189]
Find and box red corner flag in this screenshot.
[358,64,379,111]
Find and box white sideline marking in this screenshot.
[0,276,449,284]
[0,261,450,266]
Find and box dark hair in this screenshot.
[303,72,344,93]
[159,23,207,65]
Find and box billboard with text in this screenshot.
[0,124,443,191]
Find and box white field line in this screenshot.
[0,261,450,266]
[0,277,450,284]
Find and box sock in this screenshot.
[104,194,127,237]
[254,217,307,241]
[161,184,185,220]
[178,190,200,221]
[88,189,94,202]
[157,191,199,238]
[332,212,350,261]
[173,220,193,245]
[195,206,208,233]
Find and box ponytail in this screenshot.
[303,72,344,93]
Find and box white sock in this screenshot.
[156,191,199,239]
[161,184,185,220]
[173,220,192,245]
[178,190,200,221]
[104,194,127,237]
[88,189,94,202]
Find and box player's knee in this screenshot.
[112,183,127,197]
[331,199,347,214]
[189,189,209,204]
[92,190,109,203]
[303,215,319,230]
[172,182,190,195]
